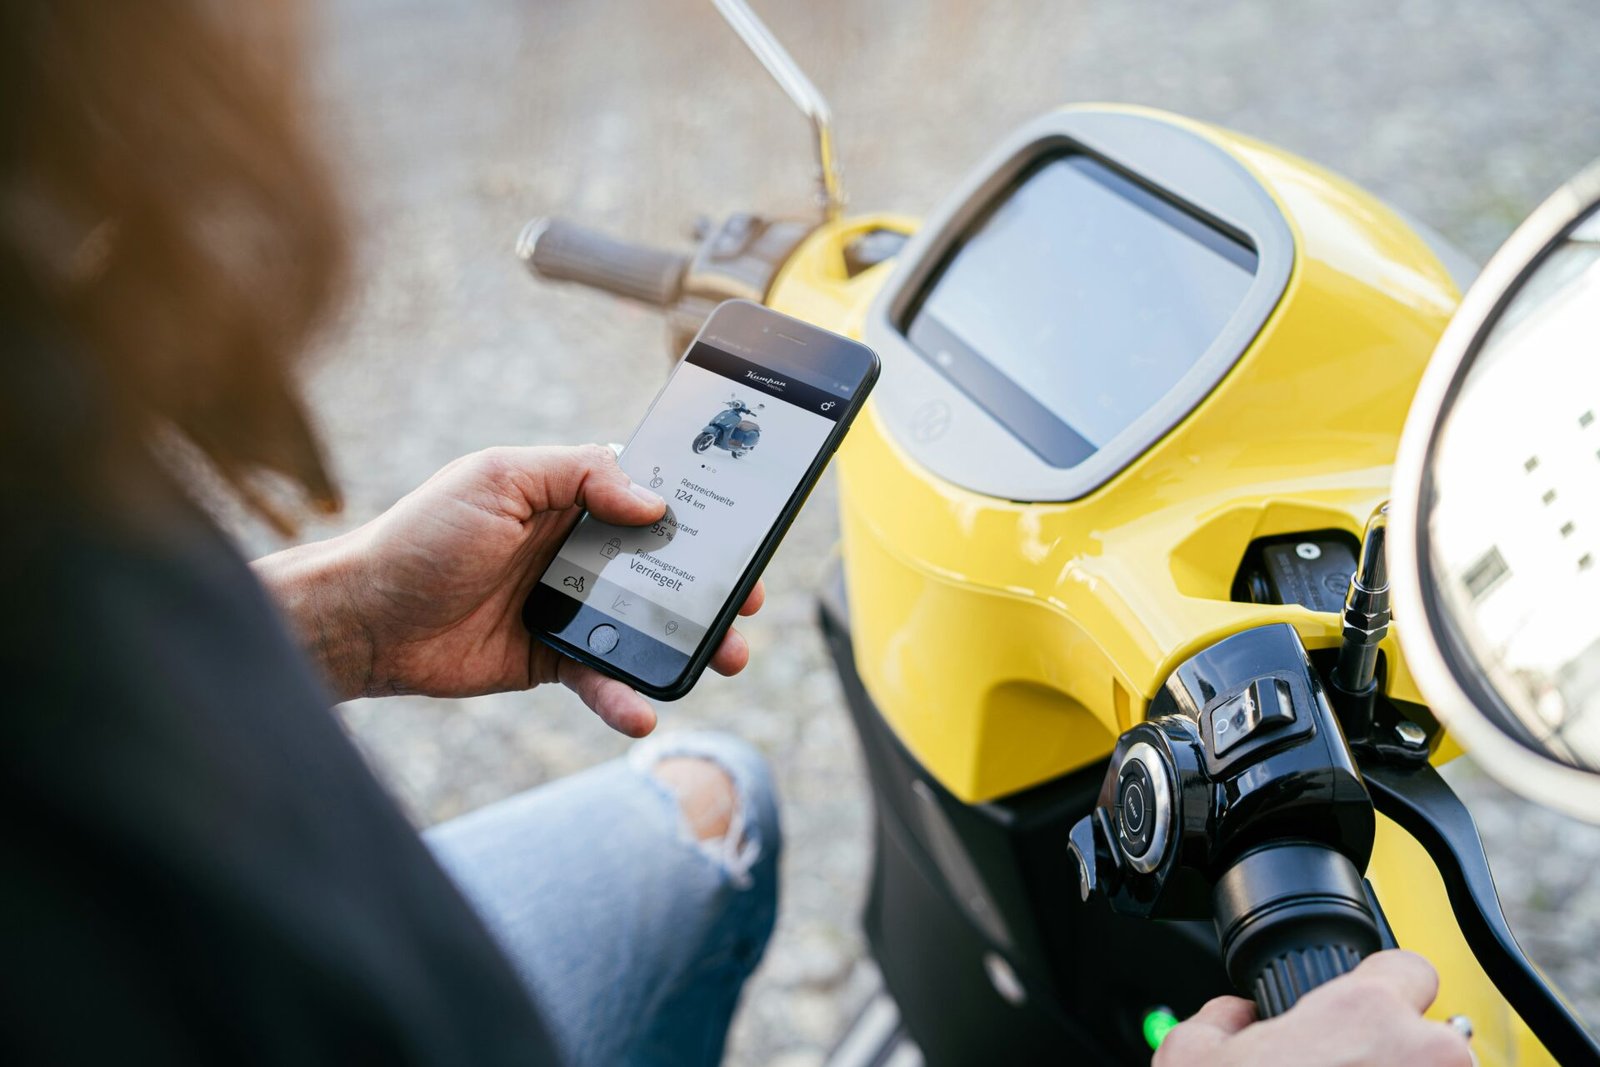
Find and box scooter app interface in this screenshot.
[541,342,850,654]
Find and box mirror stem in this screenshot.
[711,0,846,221]
[1331,505,1391,740]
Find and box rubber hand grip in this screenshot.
[517,218,688,307]
[1212,843,1383,1020]
[1252,943,1364,1018]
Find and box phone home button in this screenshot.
[587,624,620,655]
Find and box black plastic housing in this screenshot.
[1088,624,1376,924]
[1232,530,1360,613]
[1152,624,1375,872]
[1073,624,1381,1015]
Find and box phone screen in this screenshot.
[527,301,878,697]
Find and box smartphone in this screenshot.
[523,299,880,699]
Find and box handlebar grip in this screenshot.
[1212,843,1382,1019]
[1251,944,1364,1018]
[517,218,688,307]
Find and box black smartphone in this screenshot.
[523,299,880,699]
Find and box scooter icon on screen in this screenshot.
[693,397,763,459]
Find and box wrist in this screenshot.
[254,532,378,702]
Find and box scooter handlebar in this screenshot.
[517,217,688,308]
[1212,842,1380,1018]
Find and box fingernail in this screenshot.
[629,482,665,507]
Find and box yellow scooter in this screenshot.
[517,2,1598,1063]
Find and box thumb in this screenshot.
[494,443,666,525]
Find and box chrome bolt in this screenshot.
[1395,721,1428,748]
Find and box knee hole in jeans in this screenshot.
[649,756,738,844]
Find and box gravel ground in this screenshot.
[227,2,1600,1062]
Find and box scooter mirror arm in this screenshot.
[709,0,845,221]
[1363,761,1600,1064]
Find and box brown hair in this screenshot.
[0,0,347,533]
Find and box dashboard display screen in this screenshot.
[907,155,1257,467]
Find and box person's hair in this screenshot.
[0,0,347,533]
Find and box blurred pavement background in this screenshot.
[230,2,1600,1062]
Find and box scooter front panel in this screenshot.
[829,105,1461,803]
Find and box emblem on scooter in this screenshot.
[692,396,763,458]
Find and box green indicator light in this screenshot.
[1143,1007,1181,1050]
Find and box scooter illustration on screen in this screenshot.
[692,397,763,458]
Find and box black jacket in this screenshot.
[0,500,558,1064]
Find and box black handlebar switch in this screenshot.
[1208,679,1295,756]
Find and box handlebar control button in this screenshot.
[1210,680,1295,756]
[1117,761,1157,858]
[1123,780,1147,833]
[1117,742,1173,874]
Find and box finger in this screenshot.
[556,657,658,737]
[483,444,666,526]
[1184,995,1257,1038]
[1154,997,1255,1064]
[737,581,766,617]
[709,627,750,676]
[1348,950,1441,1014]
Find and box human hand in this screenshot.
[256,445,763,735]
[1154,951,1472,1067]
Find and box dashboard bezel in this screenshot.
[863,108,1295,502]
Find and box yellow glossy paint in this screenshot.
[772,105,1462,802]
[1369,811,1550,1066]
[765,105,1550,1063]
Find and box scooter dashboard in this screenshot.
[864,108,1294,503]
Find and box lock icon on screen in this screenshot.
[600,537,622,560]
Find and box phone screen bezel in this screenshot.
[522,299,880,700]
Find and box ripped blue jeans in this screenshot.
[424,732,781,1067]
